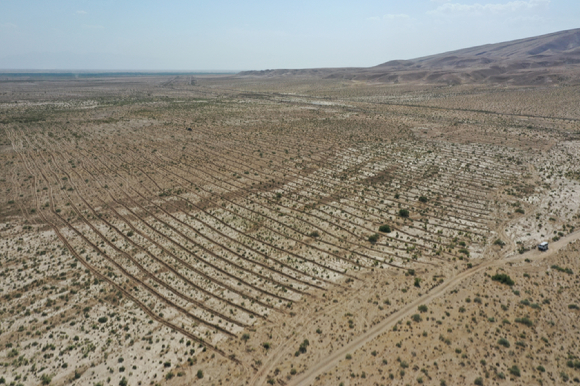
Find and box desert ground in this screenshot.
[1,73,580,386]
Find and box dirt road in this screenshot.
[289,232,580,386]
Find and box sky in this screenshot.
[0,0,578,71]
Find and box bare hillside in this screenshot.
[239,28,580,85]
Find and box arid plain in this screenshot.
[1,69,580,386]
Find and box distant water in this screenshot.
[0,71,236,79]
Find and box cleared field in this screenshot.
[0,75,579,385]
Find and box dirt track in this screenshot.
[289,231,580,386]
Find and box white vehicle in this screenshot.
[538,241,549,251]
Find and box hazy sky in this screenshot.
[0,0,578,70]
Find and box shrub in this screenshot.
[551,265,573,274]
[368,234,379,243]
[241,333,250,341]
[414,278,421,288]
[379,224,391,233]
[119,377,128,386]
[418,305,428,313]
[491,273,514,286]
[98,316,108,323]
[493,239,506,247]
[165,372,174,380]
[411,314,422,323]
[262,342,271,350]
[299,339,309,353]
[346,354,352,360]
[309,231,320,238]
[537,365,545,372]
[515,317,533,327]
[498,338,510,348]
[419,196,428,203]
[474,377,483,385]
[41,374,52,385]
[399,209,409,218]
[196,370,204,379]
[568,304,579,310]
[509,365,521,377]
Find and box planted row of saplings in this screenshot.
[153,142,444,264]
[48,136,326,298]
[182,136,490,244]
[59,126,436,272]
[145,146,428,267]
[32,136,284,326]
[125,142,404,268]
[116,149,382,276]
[21,138,254,335]
[148,138,444,262]
[11,136,230,359]
[62,144,307,308]
[380,156,495,217]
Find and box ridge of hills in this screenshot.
[239,28,580,85]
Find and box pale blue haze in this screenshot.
[0,0,577,70]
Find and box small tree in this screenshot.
[491,273,514,286]
[379,224,391,233]
[368,234,379,243]
[399,209,409,218]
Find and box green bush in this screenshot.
[537,365,545,372]
[515,317,533,327]
[399,209,409,218]
[491,273,514,286]
[299,339,309,353]
[551,265,573,274]
[509,365,521,377]
[379,224,391,233]
[368,234,379,243]
[41,374,52,385]
[419,196,428,203]
[493,239,506,247]
[418,305,428,313]
[474,377,483,385]
[498,338,510,348]
[411,314,422,322]
[119,377,128,386]
[196,370,204,379]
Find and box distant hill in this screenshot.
[239,28,580,85]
